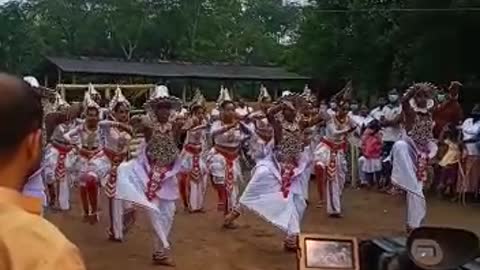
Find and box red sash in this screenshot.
[145,162,174,201]
[280,161,298,198]
[321,138,347,181]
[185,144,202,182]
[214,146,239,193]
[103,148,127,198]
[52,142,73,182]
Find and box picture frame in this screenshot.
[297,234,360,270]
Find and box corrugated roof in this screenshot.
[46,56,309,80]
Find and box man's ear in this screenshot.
[24,129,42,166]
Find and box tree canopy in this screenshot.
[1,0,480,99]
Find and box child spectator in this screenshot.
[361,120,383,188]
[437,124,461,197]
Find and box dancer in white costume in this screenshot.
[239,92,321,251]
[246,85,274,162]
[92,87,135,241]
[115,85,182,266]
[389,135,427,233]
[64,89,132,224]
[43,93,76,211]
[299,85,317,202]
[387,82,438,233]
[178,89,209,213]
[314,96,356,218]
[22,76,59,211]
[208,87,250,229]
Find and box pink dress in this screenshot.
[361,129,383,173]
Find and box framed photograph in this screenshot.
[298,234,359,270]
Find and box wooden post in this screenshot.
[105,88,111,99]
[61,87,66,100]
[57,68,62,84]
[72,74,77,84]
[43,74,49,88]
[182,85,187,102]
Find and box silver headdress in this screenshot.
[83,90,100,110]
[145,85,182,113]
[189,88,206,110]
[258,85,272,102]
[109,86,131,111]
[216,85,232,106]
[301,84,316,104]
[54,92,70,109]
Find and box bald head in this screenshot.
[0,73,43,157]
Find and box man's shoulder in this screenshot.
[0,209,72,248]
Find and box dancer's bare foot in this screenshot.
[316,201,324,208]
[152,253,175,267]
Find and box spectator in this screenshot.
[0,73,86,270]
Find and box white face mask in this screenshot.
[330,103,337,109]
[350,104,359,111]
[388,95,399,103]
[437,94,446,102]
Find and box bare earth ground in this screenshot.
[46,184,480,270]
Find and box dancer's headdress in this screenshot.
[217,86,232,106]
[258,85,272,102]
[301,84,316,104]
[83,90,100,111]
[54,92,69,109]
[278,90,305,111]
[145,85,182,112]
[189,88,206,111]
[109,86,131,111]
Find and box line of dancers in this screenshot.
[25,75,440,266]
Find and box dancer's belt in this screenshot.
[321,138,347,153]
[214,146,239,193]
[185,144,203,182]
[321,138,347,181]
[185,143,202,155]
[103,148,128,199]
[79,147,101,160]
[52,142,73,183]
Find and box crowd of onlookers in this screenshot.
[321,89,479,203]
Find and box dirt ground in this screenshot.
[46,184,480,270]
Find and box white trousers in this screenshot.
[57,180,70,210]
[326,179,342,215]
[188,176,208,211]
[406,192,426,229]
[109,199,125,239]
[148,199,176,252]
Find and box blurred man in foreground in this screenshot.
[0,73,86,270]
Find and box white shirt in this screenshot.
[382,104,403,142]
[462,118,480,155]
[326,108,336,117]
[348,114,367,147]
[370,107,384,121]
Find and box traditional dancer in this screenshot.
[93,87,135,241]
[22,76,58,210]
[246,85,274,162]
[208,86,250,228]
[388,82,439,232]
[64,90,131,224]
[115,85,183,266]
[239,92,320,251]
[43,93,76,211]
[178,89,209,213]
[314,96,356,217]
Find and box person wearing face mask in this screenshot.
[0,74,86,270]
[370,96,386,121]
[380,89,404,190]
[458,104,480,202]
